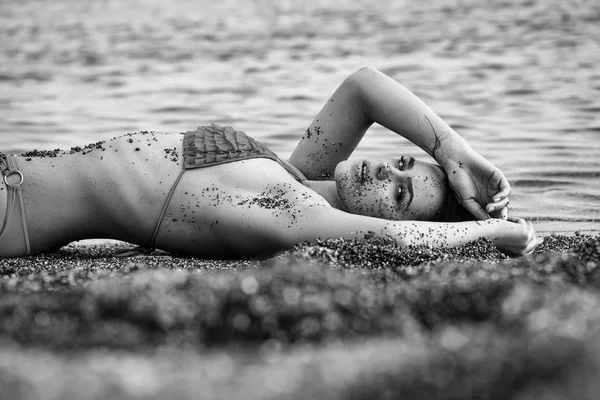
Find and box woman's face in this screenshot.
[334,157,449,220]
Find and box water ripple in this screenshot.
[1,0,599,231]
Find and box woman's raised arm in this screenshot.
[289,67,510,220]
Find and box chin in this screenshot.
[333,161,354,185]
[334,160,351,174]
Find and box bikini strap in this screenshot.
[149,168,186,248]
[115,167,186,257]
[0,154,31,255]
[276,158,307,183]
[1,154,24,186]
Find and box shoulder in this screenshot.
[107,131,181,147]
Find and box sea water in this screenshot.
[1,0,599,233]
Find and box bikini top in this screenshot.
[182,124,307,182]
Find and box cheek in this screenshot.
[345,180,389,214]
[424,176,447,205]
[413,177,445,218]
[337,172,365,211]
[338,171,357,198]
[362,182,395,216]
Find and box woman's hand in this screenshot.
[442,149,511,220]
[492,217,541,256]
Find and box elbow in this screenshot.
[344,66,377,88]
[353,66,381,77]
[346,66,381,86]
[340,66,381,116]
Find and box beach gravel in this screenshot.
[1,234,599,399]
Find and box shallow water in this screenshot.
[1,0,599,233]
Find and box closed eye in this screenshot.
[396,185,403,202]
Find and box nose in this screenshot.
[376,162,392,181]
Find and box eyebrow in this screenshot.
[406,176,414,209]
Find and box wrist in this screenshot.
[435,131,472,168]
[466,219,502,244]
[487,219,505,245]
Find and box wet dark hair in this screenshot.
[428,163,475,222]
[431,192,474,222]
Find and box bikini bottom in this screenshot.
[0,153,31,257]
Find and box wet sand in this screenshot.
[1,234,600,399]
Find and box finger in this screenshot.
[463,199,491,220]
[486,197,510,213]
[490,171,511,201]
[488,206,508,220]
[524,235,542,254]
[494,178,512,201]
[489,196,509,209]
[507,216,523,223]
[500,207,508,220]
[527,221,536,241]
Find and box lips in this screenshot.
[360,161,370,184]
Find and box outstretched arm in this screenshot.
[289,66,510,219]
[284,207,538,257]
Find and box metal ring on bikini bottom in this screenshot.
[3,170,24,187]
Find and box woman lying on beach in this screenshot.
[0,67,539,258]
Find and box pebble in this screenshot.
[0,234,597,351]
